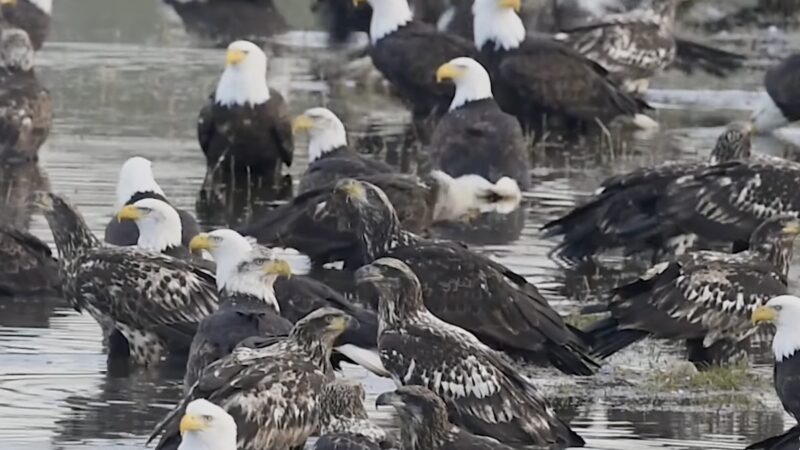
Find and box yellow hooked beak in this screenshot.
[0,0,18,6]
[263,259,293,278]
[498,0,521,12]
[179,414,207,434]
[352,0,367,6]
[436,63,464,83]
[292,114,314,134]
[226,49,246,66]
[752,305,778,325]
[116,205,144,222]
[338,180,367,202]
[189,233,213,252]
[782,220,800,235]
[328,315,351,333]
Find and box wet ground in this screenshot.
[2,0,800,449]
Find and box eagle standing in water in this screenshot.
[586,216,800,368]
[198,40,293,185]
[149,308,353,450]
[749,295,800,450]
[38,192,218,366]
[317,178,596,375]
[360,258,584,448]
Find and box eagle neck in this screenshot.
[472,6,525,51]
[290,326,334,372]
[218,270,281,313]
[358,208,405,261]
[369,1,413,44]
[402,406,451,449]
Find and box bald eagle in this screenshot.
[553,0,744,93]
[376,386,523,450]
[1,0,50,50]
[353,0,476,129]
[198,40,293,185]
[177,399,237,450]
[749,295,800,450]
[149,308,353,450]
[543,121,755,261]
[180,236,294,390]
[752,53,800,134]
[431,57,530,190]
[239,171,521,266]
[0,26,50,162]
[586,215,799,367]
[104,157,201,251]
[292,107,394,194]
[611,155,800,257]
[162,0,287,47]
[189,229,387,380]
[38,192,219,366]
[315,380,394,450]
[360,258,585,448]
[472,0,653,133]
[319,179,596,375]
[0,224,58,295]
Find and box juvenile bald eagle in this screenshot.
[751,53,800,134]
[189,229,387,380]
[610,153,800,256]
[292,107,394,194]
[749,295,800,450]
[354,0,475,129]
[0,224,58,295]
[198,40,293,184]
[38,193,219,366]
[431,57,530,189]
[239,171,521,266]
[104,157,200,250]
[0,0,50,50]
[554,0,744,93]
[315,379,394,450]
[177,399,237,450]
[0,26,51,162]
[320,179,596,375]
[162,0,287,47]
[472,0,653,133]
[149,308,353,450]
[543,121,754,261]
[376,386,520,450]
[360,258,585,447]
[586,216,800,367]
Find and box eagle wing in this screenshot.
[497,38,640,122]
[387,242,595,375]
[659,160,800,243]
[75,248,218,335]
[610,255,786,342]
[379,324,574,446]
[267,88,294,167]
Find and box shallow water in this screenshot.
[2,0,800,449]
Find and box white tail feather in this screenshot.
[487,177,522,214]
[334,344,390,377]
[271,247,312,276]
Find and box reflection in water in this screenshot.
[0,162,49,230]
